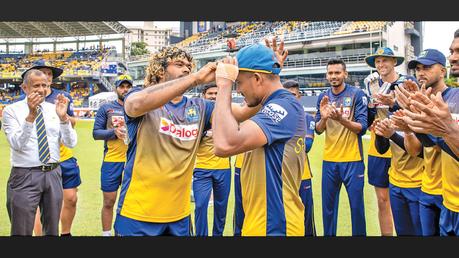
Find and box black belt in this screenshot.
[28,163,60,172]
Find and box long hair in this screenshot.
[144,46,193,87]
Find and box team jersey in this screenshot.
[421,146,443,195]
[235,153,245,169]
[302,113,315,180]
[45,88,75,162]
[388,132,424,188]
[367,75,416,158]
[315,84,368,162]
[438,87,459,212]
[195,129,231,169]
[241,89,306,236]
[93,100,128,162]
[117,87,214,223]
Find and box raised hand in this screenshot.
[319,96,331,119]
[55,93,70,121]
[216,56,238,88]
[329,103,344,121]
[194,62,217,86]
[265,37,288,68]
[374,118,395,138]
[390,110,411,133]
[26,92,44,120]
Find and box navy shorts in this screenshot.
[114,214,192,236]
[101,162,125,192]
[367,155,391,188]
[60,157,81,189]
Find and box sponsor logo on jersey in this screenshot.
[261,103,288,123]
[452,113,459,125]
[362,96,368,106]
[344,97,352,107]
[309,121,316,131]
[185,105,200,123]
[159,117,199,141]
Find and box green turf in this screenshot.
[0,121,380,236]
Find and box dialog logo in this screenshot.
[159,117,199,141]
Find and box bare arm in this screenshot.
[125,62,217,118]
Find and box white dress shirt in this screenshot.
[2,98,78,167]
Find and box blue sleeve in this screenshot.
[250,100,298,145]
[354,90,368,136]
[65,93,75,117]
[305,113,315,136]
[123,87,143,122]
[92,104,116,140]
[314,92,325,135]
[203,99,215,132]
[435,137,459,162]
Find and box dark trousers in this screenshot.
[6,166,63,236]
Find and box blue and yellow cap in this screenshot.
[365,47,404,68]
[21,59,63,79]
[115,74,133,87]
[236,43,281,75]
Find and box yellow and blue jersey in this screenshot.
[315,84,368,162]
[234,153,245,169]
[434,87,459,212]
[45,88,75,162]
[195,130,231,169]
[93,100,128,163]
[367,75,416,158]
[241,89,306,236]
[388,132,424,188]
[302,113,315,180]
[117,87,214,223]
[421,146,443,195]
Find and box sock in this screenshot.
[102,230,112,236]
[61,233,72,237]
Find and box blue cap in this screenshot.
[115,74,133,87]
[365,47,405,68]
[236,43,281,74]
[408,49,446,69]
[21,59,63,79]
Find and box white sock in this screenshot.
[102,230,112,236]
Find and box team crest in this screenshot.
[376,48,385,55]
[185,105,200,123]
[344,97,352,107]
[419,51,427,58]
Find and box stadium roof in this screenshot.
[0,22,130,38]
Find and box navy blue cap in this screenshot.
[408,49,446,69]
[236,43,281,75]
[21,59,63,79]
[114,74,133,87]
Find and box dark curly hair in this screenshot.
[144,46,193,87]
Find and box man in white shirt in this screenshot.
[2,69,78,236]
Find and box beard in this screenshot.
[118,94,125,101]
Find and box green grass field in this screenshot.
[0,120,380,236]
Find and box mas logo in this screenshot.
[185,105,200,123]
[159,117,199,141]
[261,103,288,123]
[344,97,353,107]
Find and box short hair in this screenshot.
[23,69,45,85]
[144,46,193,87]
[326,58,347,71]
[282,80,299,89]
[201,82,217,94]
[455,29,459,38]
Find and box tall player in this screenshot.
[315,58,368,236]
[93,74,132,236]
[363,47,415,236]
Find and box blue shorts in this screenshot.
[440,206,459,236]
[367,155,391,188]
[60,157,81,189]
[114,214,192,236]
[101,162,125,192]
[419,191,443,236]
[389,184,422,236]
